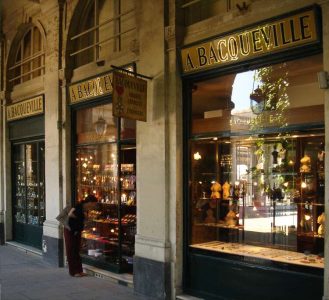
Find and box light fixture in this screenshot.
[94,116,108,136]
[193,152,202,160]
[250,85,265,115]
[301,182,307,189]
[304,214,311,221]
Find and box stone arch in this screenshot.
[6,20,46,93]
[65,0,95,81]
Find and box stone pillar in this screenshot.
[133,1,171,299]
[0,33,5,245]
[322,2,329,300]
[0,90,4,245]
[41,2,64,266]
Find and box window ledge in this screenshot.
[11,76,45,102]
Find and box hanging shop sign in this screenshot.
[69,73,113,104]
[7,95,44,121]
[181,6,320,74]
[112,71,147,122]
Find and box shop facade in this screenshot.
[68,70,137,273]
[8,97,45,249]
[1,1,329,300]
[180,2,329,300]
[0,1,177,298]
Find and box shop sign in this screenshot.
[112,71,147,122]
[69,73,113,103]
[7,95,44,121]
[181,7,320,74]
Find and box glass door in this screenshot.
[13,140,45,249]
[74,102,136,273]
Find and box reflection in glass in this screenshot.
[189,54,325,267]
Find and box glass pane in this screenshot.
[76,103,118,145]
[120,145,136,266]
[13,144,26,224]
[189,54,325,268]
[77,143,120,265]
[22,30,32,82]
[76,1,95,67]
[191,54,324,136]
[13,142,45,227]
[26,143,39,225]
[39,142,45,225]
[121,119,136,140]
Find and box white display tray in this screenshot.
[190,241,324,269]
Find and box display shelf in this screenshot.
[195,222,243,230]
[13,142,45,231]
[190,134,325,264]
[191,241,324,268]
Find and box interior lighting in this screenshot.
[94,116,108,136]
[305,214,311,221]
[193,152,202,160]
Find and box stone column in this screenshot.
[322,2,329,299]
[0,31,5,245]
[41,2,64,266]
[0,90,4,245]
[133,1,171,299]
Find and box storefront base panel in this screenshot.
[42,235,64,267]
[0,223,4,245]
[13,223,42,250]
[81,254,133,273]
[133,256,171,300]
[186,252,323,300]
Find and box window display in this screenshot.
[75,103,136,272]
[13,142,45,226]
[189,54,325,268]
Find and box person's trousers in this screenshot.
[64,228,83,276]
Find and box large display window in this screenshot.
[74,102,136,273]
[188,54,325,269]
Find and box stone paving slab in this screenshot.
[0,245,152,300]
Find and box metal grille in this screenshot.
[69,0,136,67]
[8,26,45,87]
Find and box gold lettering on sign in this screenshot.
[69,73,113,103]
[181,8,319,74]
[7,96,44,121]
[112,71,147,122]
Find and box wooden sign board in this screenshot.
[112,71,147,122]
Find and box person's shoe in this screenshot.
[79,272,88,276]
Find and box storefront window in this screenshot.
[75,103,136,272]
[13,141,45,248]
[9,26,45,88]
[189,54,325,268]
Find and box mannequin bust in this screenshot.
[317,212,325,236]
[210,181,222,199]
[222,181,231,200]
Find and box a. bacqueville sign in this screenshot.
[7,95,44,121]
[69,73,113,103]
[181,7,320,74]
[68,70,147,122]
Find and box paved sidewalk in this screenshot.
[0,245,152,300]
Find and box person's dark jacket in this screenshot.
[69,203,84,233]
